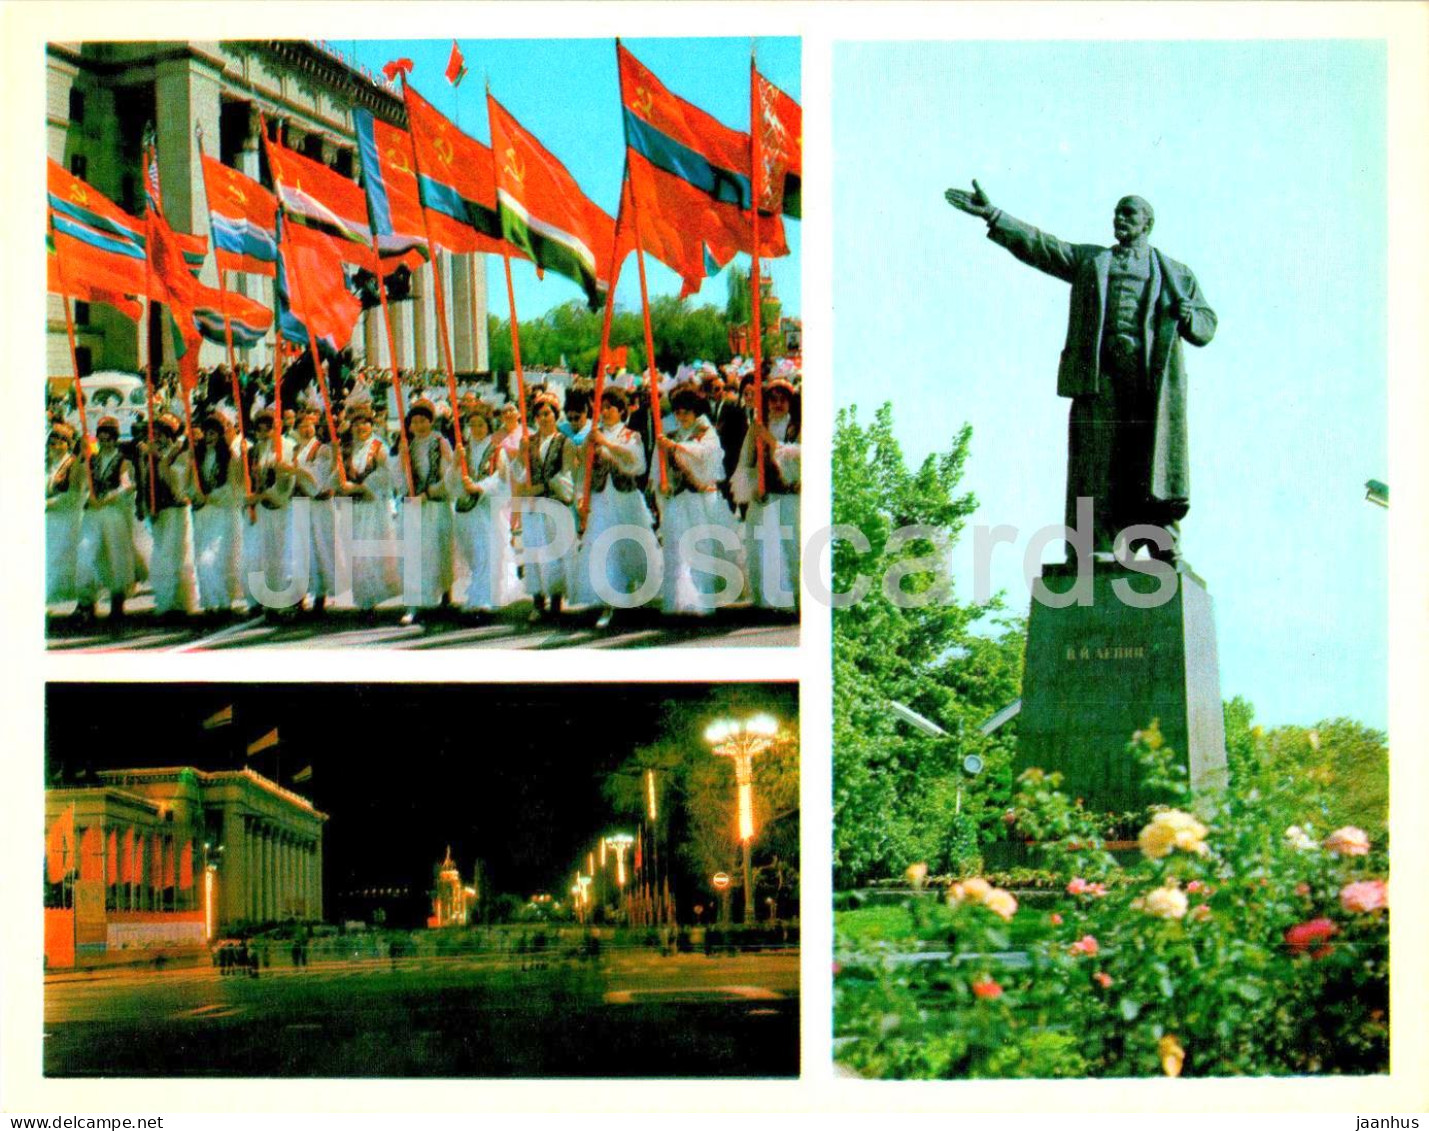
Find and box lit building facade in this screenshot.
[46,40,488,379]
[428,846,475,928]
[44,766,327,966]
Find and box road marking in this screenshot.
[174,1004,244,1020]
[165,615,266,652]
[603,984,784,1004]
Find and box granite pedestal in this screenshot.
[1016,560,1228,813]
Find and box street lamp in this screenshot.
[705,713,779,923]
[202,841,224,942]
[604,833,633,889]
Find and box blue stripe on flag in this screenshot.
[48,195,146,251]
[354,112,394,237]
[622,111,752,211]
[211,214,278,264]
[194,307,266,349]
[52,213,147,261]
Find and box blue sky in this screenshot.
[835,40,1388,730]
[343,37,801,321]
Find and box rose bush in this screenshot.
[834,727,1389,1078]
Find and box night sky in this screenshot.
[46,683,797,916]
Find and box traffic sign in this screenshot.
[711,872,731,890]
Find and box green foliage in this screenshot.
[487,297,733,379]
[603,688,800,904]
[833,404,1024,887]
[835,725,1390,1079]
[724,266,784,360]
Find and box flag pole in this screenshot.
[138,144,161,518]
[613,39,667,492]
[194,124,251,511]
[579,240,621,519]
[486,84,533,483]
[628,215,667,493]
[260,113,348,490]
[376,278,417,497]
[398,75,470,482]
[59,293,96,498]
[749,46,767,498]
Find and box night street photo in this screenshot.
[44,682,800,1077]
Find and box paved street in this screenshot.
[46,600,798,651]
[44,948,800,1077]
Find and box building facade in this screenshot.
[44,766,327,966]
[46,40,488,379]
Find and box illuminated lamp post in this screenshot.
[202,841,224,942]
[704,714,779,923]
[605,833,634,920]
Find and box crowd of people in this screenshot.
[45,357,802,630]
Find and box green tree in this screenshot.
[725,265,784,360]
[833,403,1025,887]
[604,687,800,912]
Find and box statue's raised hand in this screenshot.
[945,179,994,219]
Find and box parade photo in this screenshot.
[830,38,1392,1079]
[43,681,800,1078]
[44,38,802,652]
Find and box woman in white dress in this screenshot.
[339,403,401,613]
[572,387,656,627]
[291,409,336,614]
[399,399,455,625]
[142,413,199,619]
[732,378,801,611]
[76,416,137,622]
[453,403,519,614]
[655,386,743,616]
[515,392,577,620]
[190,413,245,616]
[46,422,86,611]
[242,410,299,615]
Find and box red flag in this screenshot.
[45,806,75,885]
[47,160,150,302]
[755,69,802,219]
[488,92,618,309]
[353,109,429,265]
[200,155,278,276]
[382,57,415,83]
[107,828,119,885]
[617,44,787,296]
[445,41,467,87]
[179,842,194,890]
[265,130,368,354]
[404,84,511,256]
[80,824,103,883]
[278,221,364,353]
[266,136,379,269]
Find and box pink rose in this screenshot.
[1093,971,1113,989]
[1049,912,1064,926]
[1323,827,1370,856]
[1294,882,1311,897]
[1069,934,1099,956]
[1339,879,1387,914]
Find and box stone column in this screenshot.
[234,104,271,370]
[153,52,224,369]
[313,836,323,922]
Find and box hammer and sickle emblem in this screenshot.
[69,182,89,205]
[433,135,455,168]
[226,176,247,206]
[632,86,654,120]
[385,146,411,175]
[503,146,525,185]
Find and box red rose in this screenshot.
[1285,917,1338,959]
[972,979,1003,1000]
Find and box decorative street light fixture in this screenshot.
[604,833,634,889]
[704,713,779,923]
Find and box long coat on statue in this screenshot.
[987,211,1217,507]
